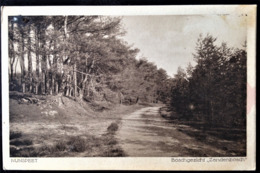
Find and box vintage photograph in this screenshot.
[8,14,247,157]
[2,5,256,170]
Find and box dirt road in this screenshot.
[116,106,229,157]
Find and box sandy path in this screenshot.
[116,106,227,157]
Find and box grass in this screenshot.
[10,122,127,157]
[10,135,94,157]
[177,126,246,156]
[9,91,147,157]
[159,106,246,156]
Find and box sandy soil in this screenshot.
[117,107,246,157]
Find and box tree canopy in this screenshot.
[8,16,246,128]
[8,15,170,105]
[170,34,246,127]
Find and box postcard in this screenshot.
[1,5,256,170]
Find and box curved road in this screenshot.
[116,106,228,157]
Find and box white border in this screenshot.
[1,5,256,170]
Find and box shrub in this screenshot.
[10,139,33,146]
[67,136,86,152]
[104,147,126,157]
[107,122,118,133]
[108,139,117,145]
[55,141,67,152]
[10,146,19,156]
[10,131,22,140]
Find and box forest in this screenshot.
[170,35,247,128]
[8,16,172,105]
[8,15,246,128]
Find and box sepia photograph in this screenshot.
[2,5,256,170]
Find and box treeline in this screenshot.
[170,34,247,127]
[8,16,171,104]
[9,16,246,126]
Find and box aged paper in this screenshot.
[2,5,256,170]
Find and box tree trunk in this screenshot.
[41,29,47,95]
[10,21,15,81]
[14,57,18,78]
[53,39,58,95]
[19,28,26,93]
[27,24,33,92]
[10,65,14,82]
[85,57,95,97]
[79,89,83,99]
[73,63,77,97]
[62,15,69,96]
[65,75,71,96]
[35,27,40,94]
[45,70,49,95]
[48,42,53,95]
[82,75,88,96]
[52,21,60,95]
[57,92,64,107]
[81,55,89,96]
[56,80,59,94]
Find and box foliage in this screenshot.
[8,16,246,128]
[170,34,247,127]
[8,16,170,105]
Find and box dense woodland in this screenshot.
[8,16,246,128]
[8,16,171,105]
[170,35,247,127]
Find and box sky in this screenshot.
[120,15,247,77]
